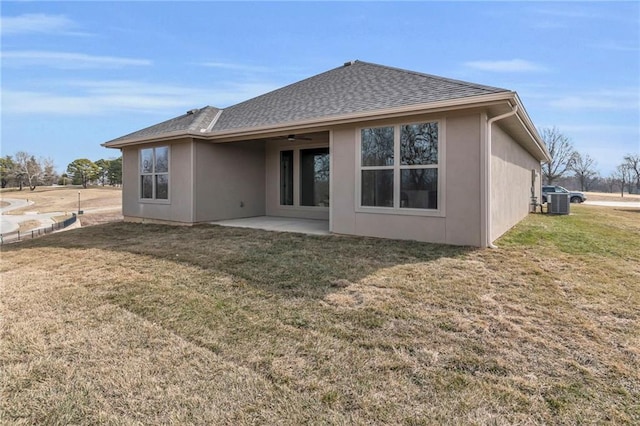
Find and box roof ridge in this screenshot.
[222,63,353,112]
[351,60,509,93]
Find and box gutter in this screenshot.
[483,103,518,249]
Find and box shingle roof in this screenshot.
[104,61,509,145]
[213,60,508,131]
[107,106,220,144]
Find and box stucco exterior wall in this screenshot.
[265,136,330,220]
[194,140,265,222]
[122,139,194,224]
[331,112,483,246]
[491,125,541,241]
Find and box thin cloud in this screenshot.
[590,41,639,52]
[1,79,280,115]
[199,62,273,73]
[464,59,547,73]
[1,51,151,69]
[0,13,86,36]
[549,90,639,110]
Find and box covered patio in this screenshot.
[211,216,330,236]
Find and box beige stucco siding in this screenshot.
[194,140,265,222]
[122,140,194,224]
[491,125,541,241]
[443,114,482,246]
[331,113,483,245]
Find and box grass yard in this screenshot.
[1,205,638,424]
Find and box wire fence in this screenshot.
[1,214,77,245]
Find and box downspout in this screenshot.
[484,103,518,248]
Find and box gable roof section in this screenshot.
[106,106,221,145]
[103,61,511,146]
[213,60,509,131]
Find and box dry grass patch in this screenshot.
[1,205,638,424]
[584,191,640,202]
[0,187,121,214]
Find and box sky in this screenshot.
[1,1,639,176]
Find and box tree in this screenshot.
[94,159,110,186]
[623,153,640,193]
[41,157,57,186]
[14,151,44,191]
[614,163,632,197]
[0,156,16,188]
[603,174,618,193]
[107,157,122,186]
[570,153,598,191]
[67,159,99,188]
[540,127,577,185]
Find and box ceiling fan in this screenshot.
[274,134,313,141]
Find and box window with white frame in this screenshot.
[140,146,169,200]
[360,121,439,210]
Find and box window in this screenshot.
[140,146,169,200]
[361,127,394,207]
[279,146,330,208]
[280,150,294,205]
[359,121,440,211]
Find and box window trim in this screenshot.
[278,143,330,210]
[355,119,445,217]
[139,146,170,204]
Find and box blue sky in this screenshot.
[2,1,638,175]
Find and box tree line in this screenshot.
[540,127,639,196]
[0,152,122,190]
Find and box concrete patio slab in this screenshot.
[211,216,329,235]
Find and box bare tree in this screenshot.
[14,151,44,191]
[603,174,618,193]
[623,153,640,193]
[570,153,598,191]
[614,163,632,197]
[41,158,57,186]
[540,127,577,185]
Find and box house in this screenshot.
[103,60,551,247]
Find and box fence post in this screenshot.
[17,230,20,241]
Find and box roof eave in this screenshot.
[511,94,552,162]
[205,92,518,141]
[102,130,208,149]
[103,92,550,163]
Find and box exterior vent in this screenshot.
[186,108,199,115]
[548,193,570,215]
[343,60,356,67]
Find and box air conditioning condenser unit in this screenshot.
[548,193,570,215]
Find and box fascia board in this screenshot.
[511,94,552,162]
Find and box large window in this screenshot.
[360,122,440,211]
[140,146,169,200]
[279,146,330,208]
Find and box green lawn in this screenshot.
[1,205,638,424]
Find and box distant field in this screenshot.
[584,191,640,202]
[1,204,638,424]
[0,186,122,215]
